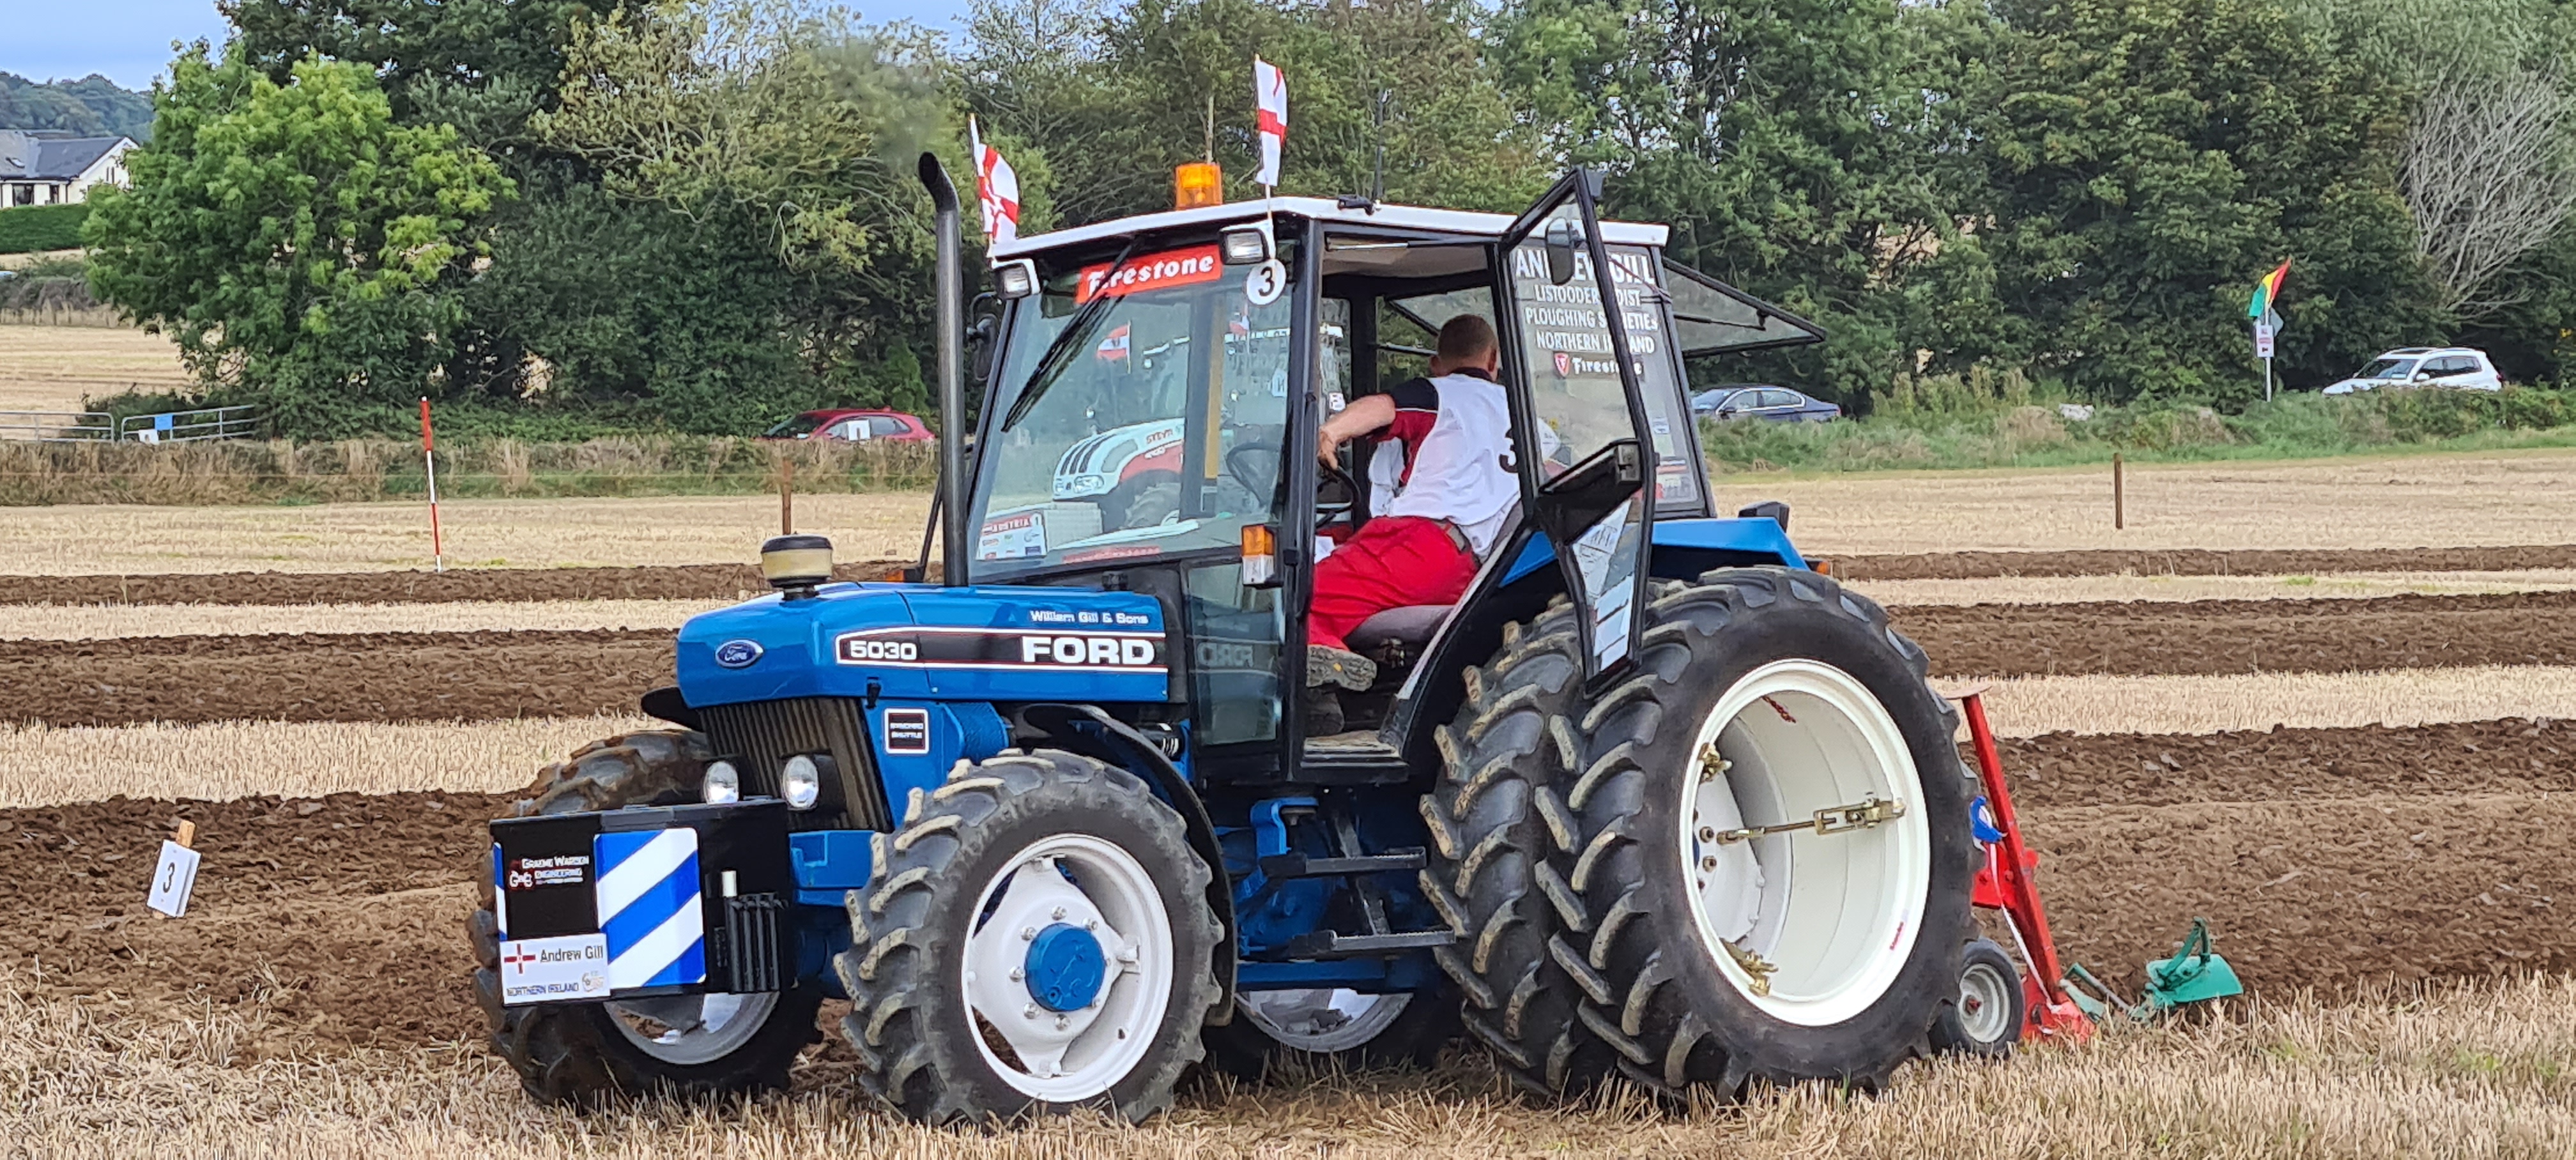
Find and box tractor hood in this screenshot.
[675,582,1171,708]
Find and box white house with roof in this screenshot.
[0,131,135,206]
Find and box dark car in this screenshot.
[762,408,937,443]
[1690,385,1842,423]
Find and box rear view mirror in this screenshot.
[1543,218,1579,286]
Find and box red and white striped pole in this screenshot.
[419,396,443,572]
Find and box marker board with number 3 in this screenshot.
[148,839,201,917]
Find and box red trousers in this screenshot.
[1308,516,1477,650]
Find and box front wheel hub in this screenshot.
[1025,922,1108,1012]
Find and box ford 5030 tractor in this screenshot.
[471,158,1979,1122]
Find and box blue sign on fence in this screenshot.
[154,413,173,431]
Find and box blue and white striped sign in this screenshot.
[593,828,707,990]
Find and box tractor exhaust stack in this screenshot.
[920,152,969,587]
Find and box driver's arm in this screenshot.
[1317,393,1396,464]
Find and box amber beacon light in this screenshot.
[1174,162,1223,210]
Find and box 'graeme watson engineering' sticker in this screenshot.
[1077,245,1222,303]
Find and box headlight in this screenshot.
[781,754,822,811]
[702,760,740,805]
[1057,472,1113,498]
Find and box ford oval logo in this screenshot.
[714,639,765,669]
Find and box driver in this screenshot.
[1306,314,1517,692]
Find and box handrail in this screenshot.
[0,410,114,442]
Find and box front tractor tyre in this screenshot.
[469,731,824,1105]
[1554,570,1977,1098]
[837,749,1224,1124]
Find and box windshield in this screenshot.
[2360,358,2416,379]
[765,413,829,438]
[969,238,1296,577]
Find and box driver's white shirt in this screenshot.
[1373,371,1519,557]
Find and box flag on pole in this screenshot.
[968,115,1021,243]
[2247,259,2291,318]
[1096,323,1131,363]
[1253,57,1287,189]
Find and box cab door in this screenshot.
[1492,170,1656,682]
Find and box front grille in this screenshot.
[697,696,889,830]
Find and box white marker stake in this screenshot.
[147,819,200,919]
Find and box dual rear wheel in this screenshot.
[1422,568,1979,1099]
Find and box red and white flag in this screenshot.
[1096,323,1131,363]
[1253,57,1287,189]
[968,115,1020,243]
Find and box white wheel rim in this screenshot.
[961,833,1175,1101]
[1958,960,2016,1046]
[604,991,780,1065]
[1679,659,1932,1026]
[1237,989,1411,1055]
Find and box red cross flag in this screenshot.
[1253,57,1287,190]
[968,115,1020,243]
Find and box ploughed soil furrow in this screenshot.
[0,631,670,727]
[7,543,2573,607]
[1900,589,2576,677]
[1839,544,2576,581]
[6,722,2574,1054]
[0,562,910,607]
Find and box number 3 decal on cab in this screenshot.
[1244,259,1287,306]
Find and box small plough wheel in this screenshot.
[468,731,824,1104]
[838,749,1223,1124]
[1554,570,1978,1098]
[1418,597,1610,1096]
[1932,938,2025,1058]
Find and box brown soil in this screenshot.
[11,587,2576,729]
[6,546,2571,606]
[0,631,670,727]
[1840,544,2576,581]
[6,720,2571,1057]
[0,562,911,607]
[1901,590,2576,677]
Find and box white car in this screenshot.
[2320,347,2503,395]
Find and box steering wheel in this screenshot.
[1312,455,1360,523]
[1223,443,1282,498]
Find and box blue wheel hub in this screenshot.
[1025,922,1108,1012]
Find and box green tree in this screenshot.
[83,47,513,436]
[509,0,946,430]
[1489,0,1978,403]
[1954,0,2436,404]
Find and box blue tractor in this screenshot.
[471,160,1978,1121]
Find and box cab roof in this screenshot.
[986,196,1671,263]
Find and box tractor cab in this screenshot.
[963,172,1827,777]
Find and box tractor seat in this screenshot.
[1347,605,1453,654]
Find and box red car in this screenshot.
[762,409,936,443]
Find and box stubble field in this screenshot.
[8,450,2576,1156]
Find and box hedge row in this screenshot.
[0,203,89,254]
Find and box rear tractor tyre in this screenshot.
[837,749,1224,1124]
[469,730,824,1105]
[1418,597,1612,1096]
[1552,569,1978,1099]
[1931,938,2025,1058]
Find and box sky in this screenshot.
[3,0,975,90]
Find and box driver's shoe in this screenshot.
[1306,643,1378,691]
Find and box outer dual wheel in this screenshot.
[1418,597,1613,1096]
[838,749,1224,1124]
[1549,570,1979,1098]
[469,731,822,1105]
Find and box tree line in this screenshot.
[70,0,2576,438]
